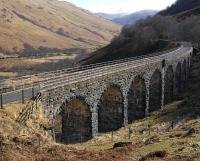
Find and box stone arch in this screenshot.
[98,85,124,132]
[128,75,146,123]
[149,69,162,112]
[174,62,181,98]
[164,65,174,104]
[181,59,187,89]
[54,97,92,144]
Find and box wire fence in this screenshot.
[108,119,189,143]
[48,112,197,145]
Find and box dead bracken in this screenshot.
[139,150,168,161]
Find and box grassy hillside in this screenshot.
[0,0,121,57]
[0,0,121,78]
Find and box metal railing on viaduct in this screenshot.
[0,45,193,144]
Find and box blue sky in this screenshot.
[63,0,177,14]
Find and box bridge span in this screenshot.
[0,45,193,144]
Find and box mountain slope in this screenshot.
[113,10,158,25]
[0,0,121,56]
[82,0,200,64]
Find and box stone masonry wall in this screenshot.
[40,48,192,142]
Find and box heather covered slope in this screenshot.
[0,0,121,56]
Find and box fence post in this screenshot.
[171,121,174,130]
[128,127,131,139]
[32,87,34,100]
[38,135,41,147]
[22,89,24,104]
[148,125,151,135]
[52,129,56,142]
[111,131,114,142]
[0,94,3,109]
[35,96,38,109]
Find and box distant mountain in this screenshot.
[159,0,200,15]
[113,10,158,25]
[0,0,121,57]
[96,12,128,20]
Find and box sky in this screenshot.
[63,0,177,14]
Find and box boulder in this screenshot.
[184,128,196,137]
[113,142,133,149]
[142,135,160,145]
[192,142,200,148]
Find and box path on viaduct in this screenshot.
[0,45,193,144]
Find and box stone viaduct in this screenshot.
[36,45,193,144]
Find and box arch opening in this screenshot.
[128,76,146,123]
[149,70,162,112]
[55,98,92,144]
[174,63,181,97]
[98,86,124,132]
[164,66,174,104]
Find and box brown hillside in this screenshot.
[0,0,121,56]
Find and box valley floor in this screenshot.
[0,54,81,79]
[1,52,200,161]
